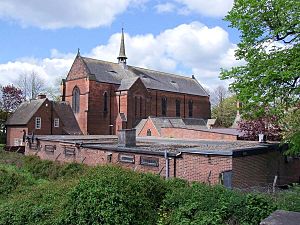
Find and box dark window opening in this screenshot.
[135,96,138,116]
[147,129,152,136]
[140,96,142,117]
[162,97,167,116]
[176,99,180,117]
[72,87,80,113]
[188,100,193,118]
[103,91,108,113]
[140,156,159,167]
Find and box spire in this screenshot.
[117,28,127,65]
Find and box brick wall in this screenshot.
[26,140,175,178]
[160,127,238,141]
[6,127,27,146]
[65,79,89,134]
[232,151,300,188]
[176,153,232,184]
[148,90,210,119]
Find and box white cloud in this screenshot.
[0,0,145,29]
[175,0,234,17]
[0,22,242,90]
[0,54,74,87]
[155,3,176,13]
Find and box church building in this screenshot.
[62,29,211,135]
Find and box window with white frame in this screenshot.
[35,117,41,129]
[54,118,59,127]
[140,156,159,167]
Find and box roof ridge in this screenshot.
[129,65,195,81]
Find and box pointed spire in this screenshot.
[77,48,80,56]
[117,28,127,64]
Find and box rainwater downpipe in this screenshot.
[165,150,169,179]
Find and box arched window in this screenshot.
[176,99,180,117]
[162,97,167,116]
[188,100,193,118]
[103,91,108,112]
[135,96,138,116]
[140,96,143,117]
[72,87,80,113]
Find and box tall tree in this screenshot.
[221,0,299,152]
[17,71,46,100]
[221,0,299,118]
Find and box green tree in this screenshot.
[221,0,299,152]
[221,0,299,118]
[212,95,237,128]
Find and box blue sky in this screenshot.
[0,0,241,90]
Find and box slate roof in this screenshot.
[53,102,82,135]
[117,77,138,91]
[81,57,208,96]
[6,99,47,125]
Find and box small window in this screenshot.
[176,99,180,117]
[35,117,41,129]
[54,118,59,128]
[45,145,56,153]
[103,91,108,112]
[119,154,135,163]
[162,97,167,116]
[107,153,112,163]
[188,100,193,118]
[140,156,159,167]
[147,129,152,136]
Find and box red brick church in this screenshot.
[62,29,211,135]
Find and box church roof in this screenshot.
[82,56,208,96]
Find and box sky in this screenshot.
[0,0,243,91]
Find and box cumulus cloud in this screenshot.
[0,0,145,29]
[0,53,74,87]
[174,0,234,17]
[0,22,242,89]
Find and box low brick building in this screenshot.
[136,116,240,141]
[25,135,300,189]
[6,95,81,147]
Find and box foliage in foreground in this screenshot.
[0,150,299,225]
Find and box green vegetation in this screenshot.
[221,0,300,154]
[0,150,299,225]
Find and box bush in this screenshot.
[0,165,35,196]
[60,166,167,225]
[159,182,276,225]
[0,180,77,225]
[23,156,86,180]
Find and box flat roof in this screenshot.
[33,135,279,157]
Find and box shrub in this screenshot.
[0,180,77,225]
[60,166,167,225]
[0,165,35,196]
[159,183,276,225]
